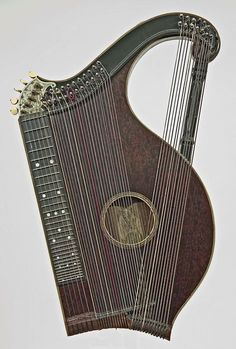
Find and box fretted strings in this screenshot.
[45,63,145,327]
[43,15,212,332]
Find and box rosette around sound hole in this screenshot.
[101,192,158,247]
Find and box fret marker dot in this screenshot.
[74,262,77,265]
[61,210,65,214]
[52,239,56,243]
[67,235,71,240]
[35,163,40,167]
[57,256,60,259]
[57,190,61,195]
[71,252,74,256]
[50,159,54,164]
[47,213,50,217]
[66,264,69,267]
[54,211,58,215]
[58,228,61,232]
[42,194,46,198]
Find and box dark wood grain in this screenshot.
[113,60,214,339]
[58,60,214,339]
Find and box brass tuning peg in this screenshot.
[14,87,22,93]
[10,97,18,105]
[28,71,38,79]
[20,79,28,85]
[10,107,18,115]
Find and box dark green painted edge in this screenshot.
[39,12,220,86]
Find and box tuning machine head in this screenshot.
[10,71,56,117]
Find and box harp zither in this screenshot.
[11,12,220,340]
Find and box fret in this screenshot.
[30,154,56,163]
[55,268,84,278]
[29,150,55,161]
[34,171,60,180]
[57,274,84,284]
[47,228,73,236]
[41,200,67,209]
[54,256,80,266]
[48,226,74,236]
[56,268,84,277]
[44,208,68,215]
[33,164,59,172]
[45,208,68,215]
[50,242,78,251]
[25,136,51,144]
[41,191,63,199]
[26,137,52,148]
[51,247,78,261]
[52,247,80,258]
[20,114,47,123]
[48,232,74,241]
[45,218,71,226]
[48,232,75,241]
[46,223,73,232]
[35,176,61,187]
[55,268,82,278]
[19,114,85,285]
[23,125,49,133]
[51,249,79,259]
[56,272,84,282]
[55,268,83,278]
[36,179,62,187]
[57,275,84,284]
[49,235,75,245]
[38,186,64,195]
[50,246,79,256]
[28,145,54,153]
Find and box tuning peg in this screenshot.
[28,71,38,79]
[10,107,18,115]
[10,97,18,105]
[14,87,22,93]
[20,79,29,85]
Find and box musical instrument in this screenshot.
[10,12,220,340]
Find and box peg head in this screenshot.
[10,107,18,115]
[14,87,22,93]
[28,71,38,79]
[10,97,18,105]
[20,79,28,85]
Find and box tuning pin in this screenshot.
[20,79,28,85]
[28,71,38,79]
[10,107,18,115]
[14,87,22,93]
[10,97,18,105]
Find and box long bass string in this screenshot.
[149,27,199,324]
[163,37,211,324]
[132,23,185,324]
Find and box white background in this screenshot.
[0,1,235,348]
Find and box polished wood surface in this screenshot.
[58,60,214,339]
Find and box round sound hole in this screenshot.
[101,192,158,247]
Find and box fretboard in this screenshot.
[19,112,85,285]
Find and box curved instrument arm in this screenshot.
[100,12,220,77]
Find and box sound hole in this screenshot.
[101,192,158,247]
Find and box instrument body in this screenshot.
[15,12,220,340]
